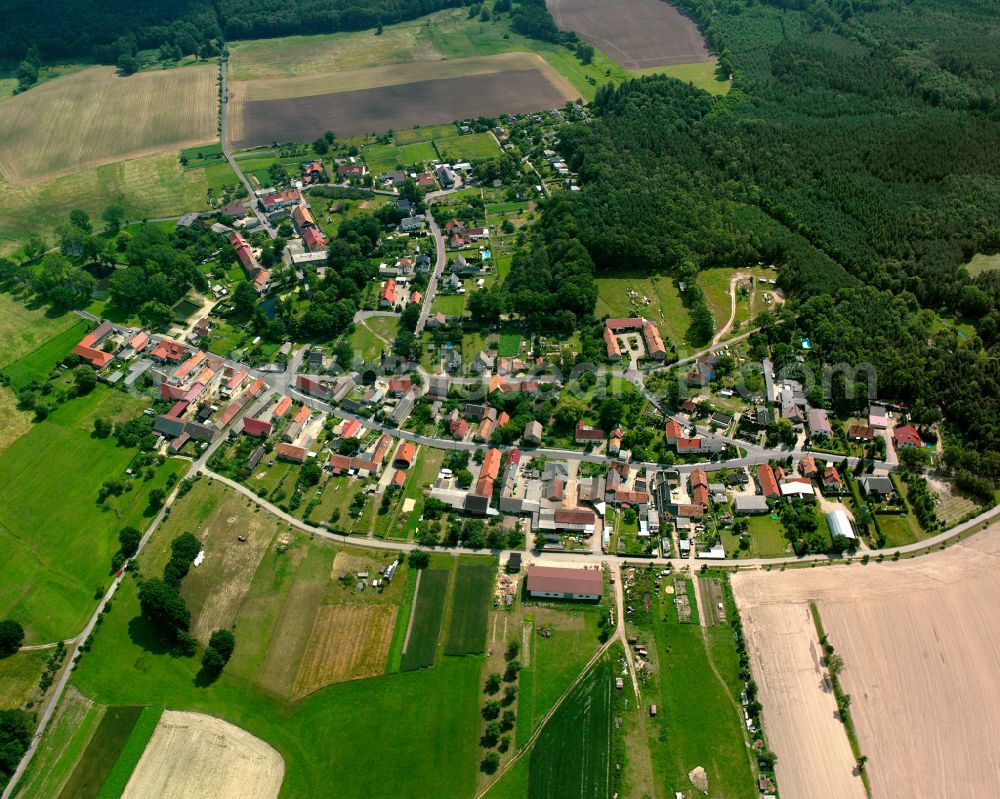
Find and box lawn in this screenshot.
[431,291,468,316]
[632,60,730,95]
[876,512,920,548]
[649,591,755,797]
[386,565,419,673]
[527,653,613,799]
[0,387,185,643]
[400,567,451,670]
[396,123,458,144]
[434,132,501,162]
[747,514,789,556]
[444,562,494,656]
[498,330,521,358]
[346,315,399,362]
[68,576,482,799]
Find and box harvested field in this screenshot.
[733,523,1000,799]
[233,69,573,148]
[292,604,397,697]
[120,711,284,799]
[0,65,216,185]
[400,567,450,671]
[547,0,712,69]
[444,562,493,656]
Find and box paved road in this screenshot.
[219,59,275,238]
[415,208,447,335]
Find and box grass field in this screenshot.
[400,567,450,670]
[650,590,754,796]
[0,150,210,256]
[56,705,143,799]
[517,607,603,746]
[95,706,163,799]
[595,273,691,345]
[632,60,730,94]
[0,649,49,709]
[431,291,468,316]
[0,387,185,643]
[444,562,493,656]
[386,565,419,673]
[527,654,613,799]
[435,132,501,162]
[363,140,439,173]
[498,330,522,358]
[2,320,87,390]
[0,65,216,185]
[69,575,482,799]
[396,123,458,144]
[0,294,80,369]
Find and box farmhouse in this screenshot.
[71,321,115,368]
[259,189,302,211]
[756,464,780,499]
[525,566,602,601]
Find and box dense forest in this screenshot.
[0,0,466,63]
[492,0,1000,465]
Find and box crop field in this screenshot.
[0,388,183,643]
[291,604,397,697]
[527,654,613,799]
[70,576,483,799]
[444,562,493,655]
[732,526,1000,799]
[0,65,216,185]
[118,711,283,799]
[434,132,501,162]
[96,706,163,799]
[0,151,210,256]
[233,67,572,148]
[400,567,450,670]
[547,0,713,69]
[386,566,419,673]
[56,706,143,799]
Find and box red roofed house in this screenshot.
[242,417,273,438]
[71,321,115,368]
[822,466,843,493]
[259,189,301,211]
[380,279,397,308]
[337,164,365,180]
[575,420,606,444]
[410,291,422,305]
[893,424,923,450]
[228,231,270,293]
[526,566,602,601]
[291,204,315,229]
[388,378,412,396]
[302,226,327,252]
[604,326,621,361]
[127,331,149,354]
[341,419,362,439]
[150,340,188,363]
[393,442,416,469]
[273,396,293,418]
[450,418,469,439]
[642,320,666,360]
[297,375,332,400]
[757,464,780,499]
[174,350,206,381]
[690,468,710,508]
[392,469,406,487]
[798,455,818,477]
[277,443,308,462]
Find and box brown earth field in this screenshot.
[291,604,397,698]
[232,69,572,147]
[547,0,712,69]
[732,522,1000,799]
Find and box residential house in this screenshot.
[860,475,895,500]
[806,408,833,439]
[575,420,605,445]
[756,464,780,499]
[798,455,818,478]
[869,405,889,429]
[392,442,416,469]
[380,279,398,308]
[337,164,365,180]
[523,420,542,446]
[893,424,922,449]
[259,189,301,212]
[821,466,843,493]
[399,215,426,233]
[689,468,710,509]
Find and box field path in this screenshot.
[711,272,742,346]
[400,569,423,655]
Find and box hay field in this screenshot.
[733,523,1000,799]
[120,711,284,799]
[547,0,712,69]
[0,65,217,185]
[292,604,397,697]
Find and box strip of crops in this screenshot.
[444,563,493,656]
[400,568,449,671]
[96,706,164,799]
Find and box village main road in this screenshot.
[415,209,447,335]
[219,59,275,238]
